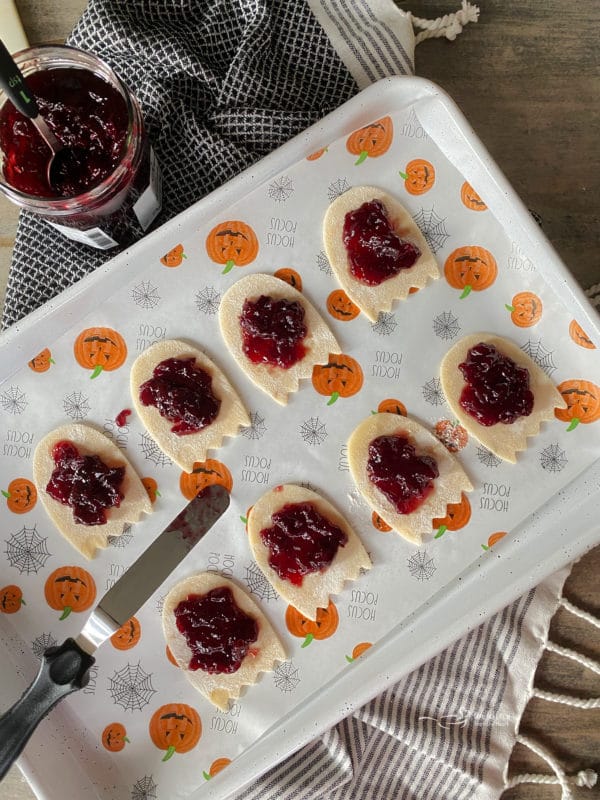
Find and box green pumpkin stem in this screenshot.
[90,364,104,379]
[327,391,340,406]
[505,304,515,312]
[1,490,9,498]
[20,598,25,606]
[459,285,472,299]
[124,737,131,744]
[301,632,314,648]
[222,260,235,274]
[50,358,56,364]
[434,525,447,539]
[399,171,408,180]
[203,771,212,781]
[355,151,368,166]
[345,655,354,663]
[481,544,490,551]
[566,418,580,431]
[59,606,72,621]
[162,745,177,762]
[240,515,247,524]
[182,253,187,259]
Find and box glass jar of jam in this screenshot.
[0,45,162,249]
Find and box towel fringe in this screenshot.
[407,1,480,45]
[506,736,597,799]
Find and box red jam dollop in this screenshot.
[240,294,307,368]
[259,502,348,586]
[139,357,221,435]
[115,408,131,427]
[458,342,534,426]
[174,587,259,674]
[46,440,125,525]
[367,434,439,514]
[342,199,421,285]
[0,67,128,198]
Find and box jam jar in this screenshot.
[0,45,162,249]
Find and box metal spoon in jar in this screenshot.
[0,38,71,192]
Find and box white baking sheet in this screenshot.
[0,77,598,800]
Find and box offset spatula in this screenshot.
[0,484,230,779]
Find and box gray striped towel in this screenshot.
[2,2,595,798]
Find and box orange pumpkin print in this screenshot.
[160,244,186,267]
[2,478,37,513]
[346,116,393,165]
[205,221,259,274]
[28,348,54,372]
[285,601,339,647]
[432,493,472,538]
[555,380,600,431]
[102,722,130,752]
[149,703,202,762]
[346,641,372,662]
[274,268,303,292]
[377,398,407,416]
[203,757,232,780]
[74,327,127,379]
[482,531,507,551]
[306,147,327,161]
[142,477,160,504]
[400,159,435,195]
[372,511,392,532]
[434,419,468,453]
[444,246,498,298]
[110,616,142,651]
[180,459,233,500]
[166,646,179,667]
[0,585,25,613]
[460,181,487,211]
[44,566,96,620]
[569,320,596,350]
[326,289,360,322]
[506,291,542,328]
[312,354,364,405]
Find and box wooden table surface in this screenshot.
[0,1,598,798]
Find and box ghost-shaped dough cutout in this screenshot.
[219,273,341,405]
[323,185,439,321]
[348,414,473,544]
[440,333,567,462]
[130,339,250,473]
[33,423,151,559]
[247,484,371,621]
[162,573,286,711]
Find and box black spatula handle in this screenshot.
[0,638,94,779]
[0,38,39,118]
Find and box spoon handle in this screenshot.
[0,38,39,118]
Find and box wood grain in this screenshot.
[0,1,598,798]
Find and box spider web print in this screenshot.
[372,312,398,336]
[241,411,267,440]
[139,432,172,467]
[0,385,27,415]
[5,525,51,574]
[108,662,157,712]
[31,632,57,660]
[316,250,333,276]
[328,177,351,202]
[131,281,161,309]
[412,208,451,254]
[300,417,328,446]
[108,523,134,548]
[273,661,301,693]
[521,339,558,376]
[268,174,294,202]
[476,445,502,468]
[401,108,428,140]
[540,443,568,472]
[407,551,437,581]
[421,377,445,406]
[244,562,279,602]
[131,775,158,800]
[195,286,221,315]
[433,310,461,341]
[63,390,91,420]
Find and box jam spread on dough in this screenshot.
[367,434,439,514]
[174,587,259,674]
[240,294,307,368]
[458,342,534,426]
[139,357,221,435]
[260,502,348,586]
[342,199,420,285]
[46,440,125,525]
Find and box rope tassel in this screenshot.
[409,1,480,45]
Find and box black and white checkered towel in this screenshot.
[2,2,586,798]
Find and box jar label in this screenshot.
[133,147,162,231]
[46,220,119,250]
